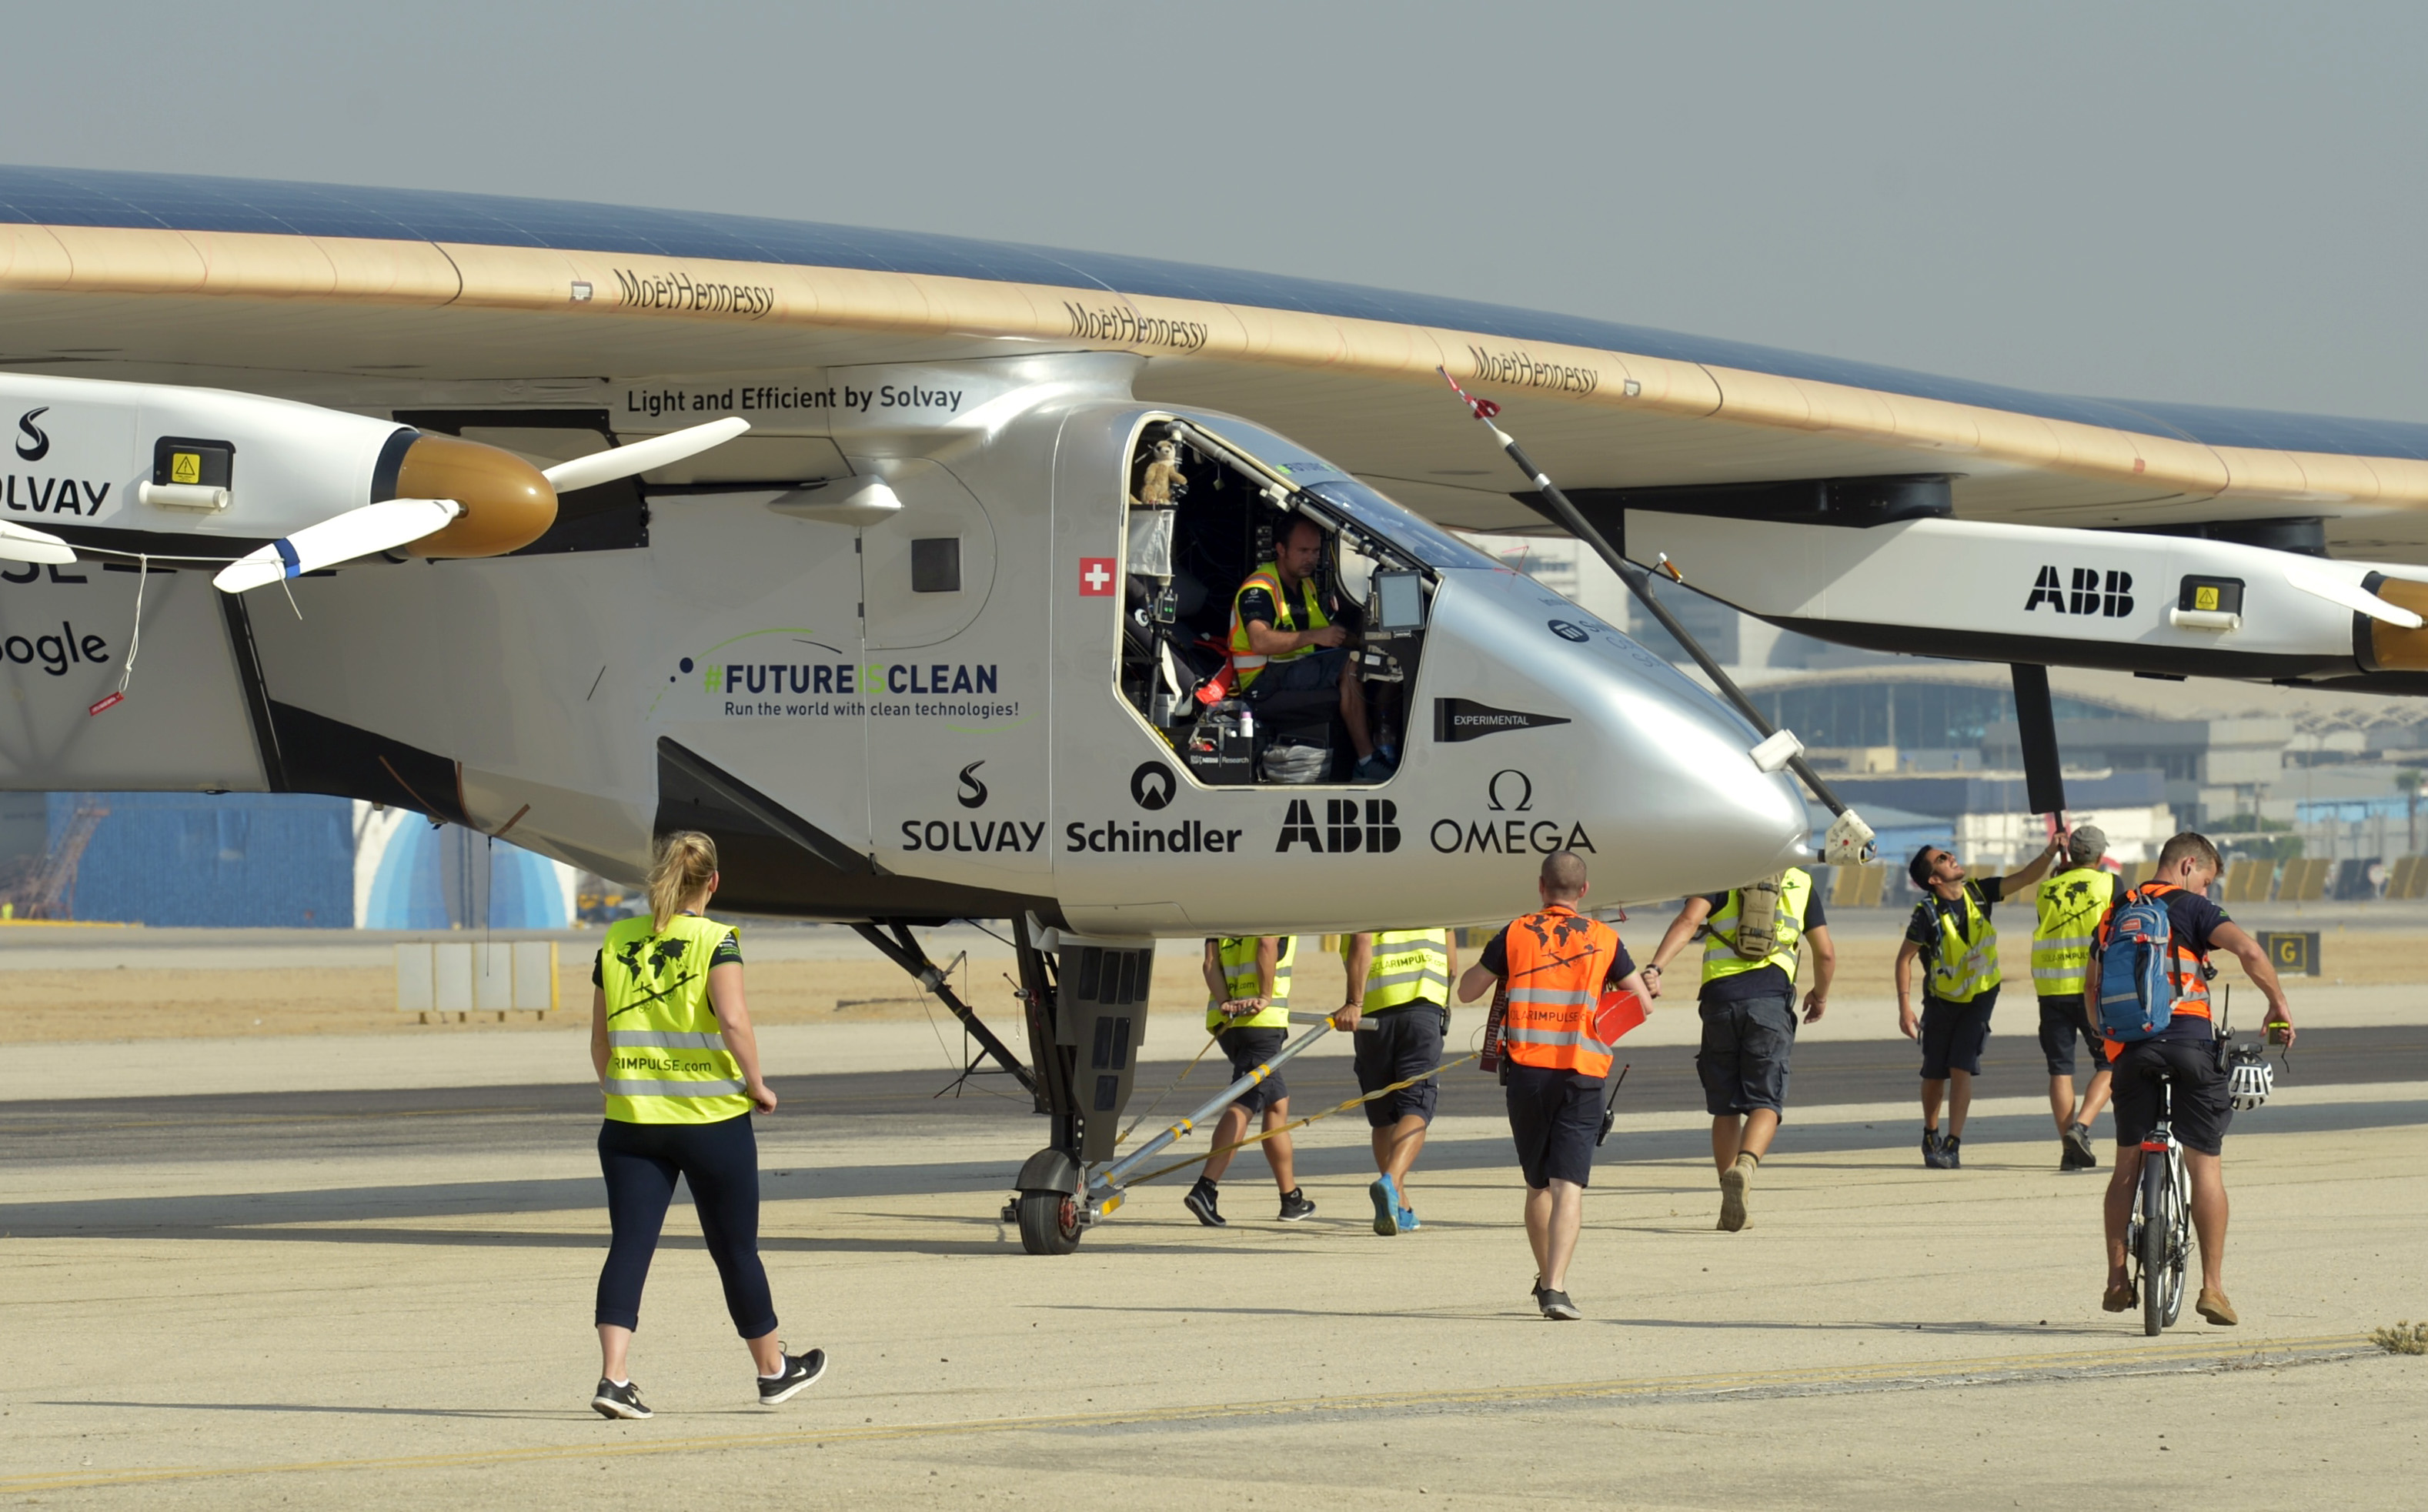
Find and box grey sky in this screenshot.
[14,2,2424,420]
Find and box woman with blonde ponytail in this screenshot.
[584,830,825,1419]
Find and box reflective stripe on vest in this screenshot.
[2031,867,2116,995]
[1210,934,1295,1030]
[1923,885,2000,1003]
[598,913,751,1124]
[1701,868,1811,984]
[1226,566,1328,690]
[1344,929,1451,1019]
[1498,906,1621,1077]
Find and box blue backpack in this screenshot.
[2096,885,2178,1043]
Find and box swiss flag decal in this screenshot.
[1079,558,1117,596]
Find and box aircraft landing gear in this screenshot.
[1011,1185,1083,1256]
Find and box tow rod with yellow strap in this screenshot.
[1081,1013,1344,1220]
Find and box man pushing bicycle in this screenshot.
[2087,832,2295,1327]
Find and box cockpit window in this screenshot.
[1294,478,1505,573]
[1112,417,1435,788]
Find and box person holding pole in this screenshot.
[2032,823,2118,1170]
[1184,936,1318,1227]
[1458,852,1648,1321]
[1896,836,2063,1168]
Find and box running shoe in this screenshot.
[591,1378,652,1420]
[2063,1123,2099,1170]
[1370,1176,1404,1236]
[1921,1129,1948,1169]
[1184,1178,1225,1227]
[1396,1203,1421,1232]
[1278,1187,1317,1223]
[1538,1288,1581,1321]
[1942,1135,1962,1170]
[1352,752,1398,783]
[757,1347,827,1406]
[1718,1162,1751,1232]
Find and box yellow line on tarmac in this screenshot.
[2,1332,2371,1493]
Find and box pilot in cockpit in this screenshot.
[1225,516,1394,783]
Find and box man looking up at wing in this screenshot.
[1896,836,2063,1168]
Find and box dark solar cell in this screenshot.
[4,162,2424,462]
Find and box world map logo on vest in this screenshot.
[617,936,689,980]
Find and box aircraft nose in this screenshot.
[1430,579,1812,900]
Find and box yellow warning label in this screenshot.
[2193,585,2220,611]
[170,452,202,484]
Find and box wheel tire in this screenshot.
[2139,1154,2170,1337]
[1015,1188,1082,1256]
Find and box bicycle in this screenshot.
[2127,1067,2192,1336]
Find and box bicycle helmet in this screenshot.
[2228,1043,2275,1111]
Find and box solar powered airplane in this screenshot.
[3,165,2423,1250]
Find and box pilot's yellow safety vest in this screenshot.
[1922,884,2000,1003]
[598,913,751,1124]
[2032,866,2116,998]
[1701,869,1811,985]
[1226,566,1328,690]
[1343,930,1451,1016]
[1209,935,1294,1031]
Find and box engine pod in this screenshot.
[389,434,556,558]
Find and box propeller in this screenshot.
[213,499,463,593]
[0,521,75,566]
[2282,562,2425,629]
[539,416,750,493]
[212,416,751,594]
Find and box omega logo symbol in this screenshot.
[1487,769,1535,813]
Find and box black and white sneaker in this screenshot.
[592,1377,652,1420]
[1277,1187,1317,1223]
[1538,1288,1581,1321]
[1184,1178,1225,1227]
[757,1347,827,1407]
[1921,1129,1947,1169]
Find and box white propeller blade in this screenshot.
[212,498,463,593]
[0,521,75,566]
[2282,562,2425,629]
[542,416,750,494]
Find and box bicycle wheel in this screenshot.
[2139,1152,2171,1337]
[2160,1160,2190,1327]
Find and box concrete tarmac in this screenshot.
[5,1019,2428,1507]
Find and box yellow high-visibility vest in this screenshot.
[1226,566,1329,690]
[598,913,750,1124]
[1209,935,1294,1031]
[2032,866,2116,998]
[1343,930,1451,1016]
[1700,869,1811,985]
[1922,885,2001,1003]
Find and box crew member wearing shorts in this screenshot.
[1338,930,1458,1237]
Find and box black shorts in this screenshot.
[1695,991,1797,1116]
[1504,1062,1605,1190]
[1354,1003,1446,1127]
[1250,646,1349,694]
[1217,1026,1290,1115]
[2036,993,2112,1079]
[1919,991,1996,1079]
[2109,1037,2233,1157]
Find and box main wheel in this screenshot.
[2139,1153,2171,1337]
[2160,1164,2190,1327]
[1015,1188,1082,1256]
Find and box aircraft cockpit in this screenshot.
[1115,417,1444,787]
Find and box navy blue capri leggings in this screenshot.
[596,1112,777,1338]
